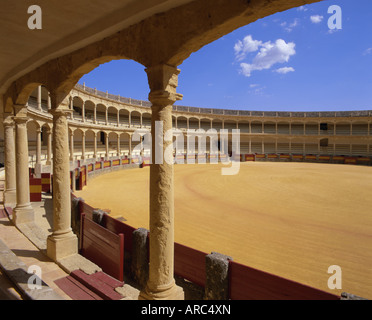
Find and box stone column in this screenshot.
[12,105,34,225]
[105,132,109,159]
[34,127,42,178]
[128,112,132,128]
[128,133,132,161]
[37,86,42,111]
[93,132,97,159]
[117,134,121,156]
[46,127,52,165]
[117,110,120,127]
[47,92,51,110]
[3,115,17,207]
[82,102,86,123]
[93,105,97,124]
[81,131,86,161]
[47,105,78,261]
[139,64,184,300]
[36,128,42,165]
[69,130,74,161]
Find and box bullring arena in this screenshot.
[0,0,371,301]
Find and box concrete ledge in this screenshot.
[0,239,64,300]
[57,254,102,275]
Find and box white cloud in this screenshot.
[310,15,324,23]
[237,38,296,77]
[297,6,308,12]
[285,18,299,32]
[234,35,262,61]
[363,48,372,55]
[275,67,295,74]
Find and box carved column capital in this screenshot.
[146,64,183,106]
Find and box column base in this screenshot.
[139,283,184,300]
[12,204,34,225]
[47,233,78,262]
[3,189,16,208]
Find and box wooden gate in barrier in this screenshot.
[80,213,124,282]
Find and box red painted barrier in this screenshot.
[228,260,339,300]
[344,157,357,164]
[29,178,42,202]
[245,154,255,161]
[174,243,207,288]
[140,157,151,168]
[41,173,51,193]
[87,163,94,173]
[112,159,120,167]
[121,158,129,165]
[267,154,278,159]
[79,166,87,190]
[279,154,291,160]
[95,162,102,170]
[80,213,124,282]
[292,154,304,160]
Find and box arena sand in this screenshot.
[75,162,372,299]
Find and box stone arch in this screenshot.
[107,106,118,125]
[142,112,152,128]
[84,100,95,122]
[96,103,107,124]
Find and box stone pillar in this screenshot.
[128,133,132,161]
[205,252,232,300]
[117,133,121,156]
[139,64,184,300]
[128,112,131,128]
[81,131,86,161]
[105,133,109,159]
[12,105,34,225]
[69,130,74,161]
[3,115,17,207]
[117,110,120,127]
[47,104,78,261]
[36,128,42,166]
[46,127,52,165]
[47,92,51,110]
[82,102,86,123]
[37,86,42,111]
[93,105,97,124]
[93,132,97,159]
[105,108,108,125]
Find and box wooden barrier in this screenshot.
[174,243,207,288]
[356,156,371,165]
[255,154,266,161]
[292,154,304,161]
[121,158,129,165]
[79,166,87,190]
[187,154,196,163]
[103,161,111,169]
[74,168,80,190]
[279,154,291,161]
[141,157,151,168]
[95,161,102,170]
[80,213,124,282]
[131,157,139,164]
[228,260,339,300]
[344,157,357,165]
[41,173,51,193]
[267,154,278,161]
[87,163,94,173]
[29,178,42,202]
[332,155,345,164]
[208,154,217,162]
[318,155,331,163]
[305,154,317,161]
[219,154,229,162]
[112,159,120,167]
[175,154,185,163]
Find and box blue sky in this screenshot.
[79,0,372,112]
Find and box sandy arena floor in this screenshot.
[75,162,372,299]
